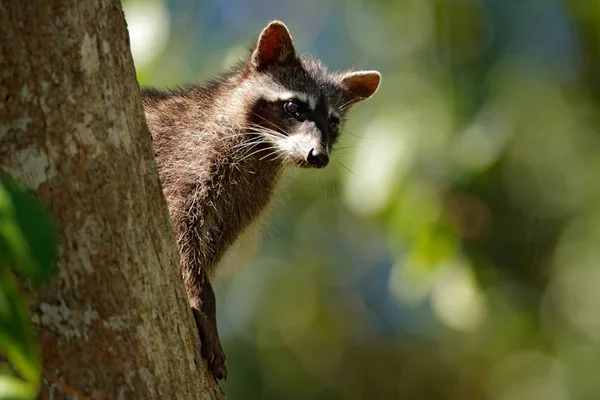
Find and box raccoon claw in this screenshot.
[192,308,228,381]
[216,366,228,381]
[206,343,227,381]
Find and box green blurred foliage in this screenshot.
[0,176,57,400]
[126,0,600,398]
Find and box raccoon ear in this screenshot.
[341,71,381,101]
[251,21,297,71]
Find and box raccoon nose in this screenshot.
[307,148,329,168]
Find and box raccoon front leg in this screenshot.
[177,210,228,381]
[191,269,227,381]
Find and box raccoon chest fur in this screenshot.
[151,128,282,281]
[212,208,269,280]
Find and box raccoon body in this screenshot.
[142,21,380,381]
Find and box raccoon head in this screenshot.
[240,21,380,169]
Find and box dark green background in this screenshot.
[126,0,600,398]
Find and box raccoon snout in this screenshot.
[306,148,329,168]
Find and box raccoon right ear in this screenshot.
[341,71,381,101]
[251,21,297,71]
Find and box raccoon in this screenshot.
[142,21,380,381]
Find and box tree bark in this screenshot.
[0,1,225,398]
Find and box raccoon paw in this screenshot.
[192,308,228,381]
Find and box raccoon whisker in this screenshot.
[258,153,282,162]
[231,141,256,148]
[246,121,283,130]
[334,160,358,177]
[251,131,289,144]
[237,149,277,164]
[257,134,287,144]
[230,143,267,161]
[236,145,282,163]
[263,147,288,166]
[329,148,367,157]
[231,140,261,150]
[217,132,256,142]
[245,124,289,138]
[272,155,287,166]
[338,98,360,111]
[248,112,289,135]
[338,98,356,110]
[248,128,287,139]
[344,130,369,139]
[235,124,289,140]
[254,129,288,139]
[232,144,270,160]
[232,146,254,161]
[334,144,367,151]
[248,112,284,130]
[229,131,282,151]
[231,147,258,159]
[274,155,289,178]
[334,89,346,112]
[259,149,285,161]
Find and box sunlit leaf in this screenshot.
[0,270,40,386]
[0,373,37,400]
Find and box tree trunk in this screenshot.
[0,1,225,398]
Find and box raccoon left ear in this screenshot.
[341,71,381,101]
[251,21,297,71]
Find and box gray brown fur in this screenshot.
[141,21,380,381]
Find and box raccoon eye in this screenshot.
[328,119,339,133]
[284,101,302,117]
